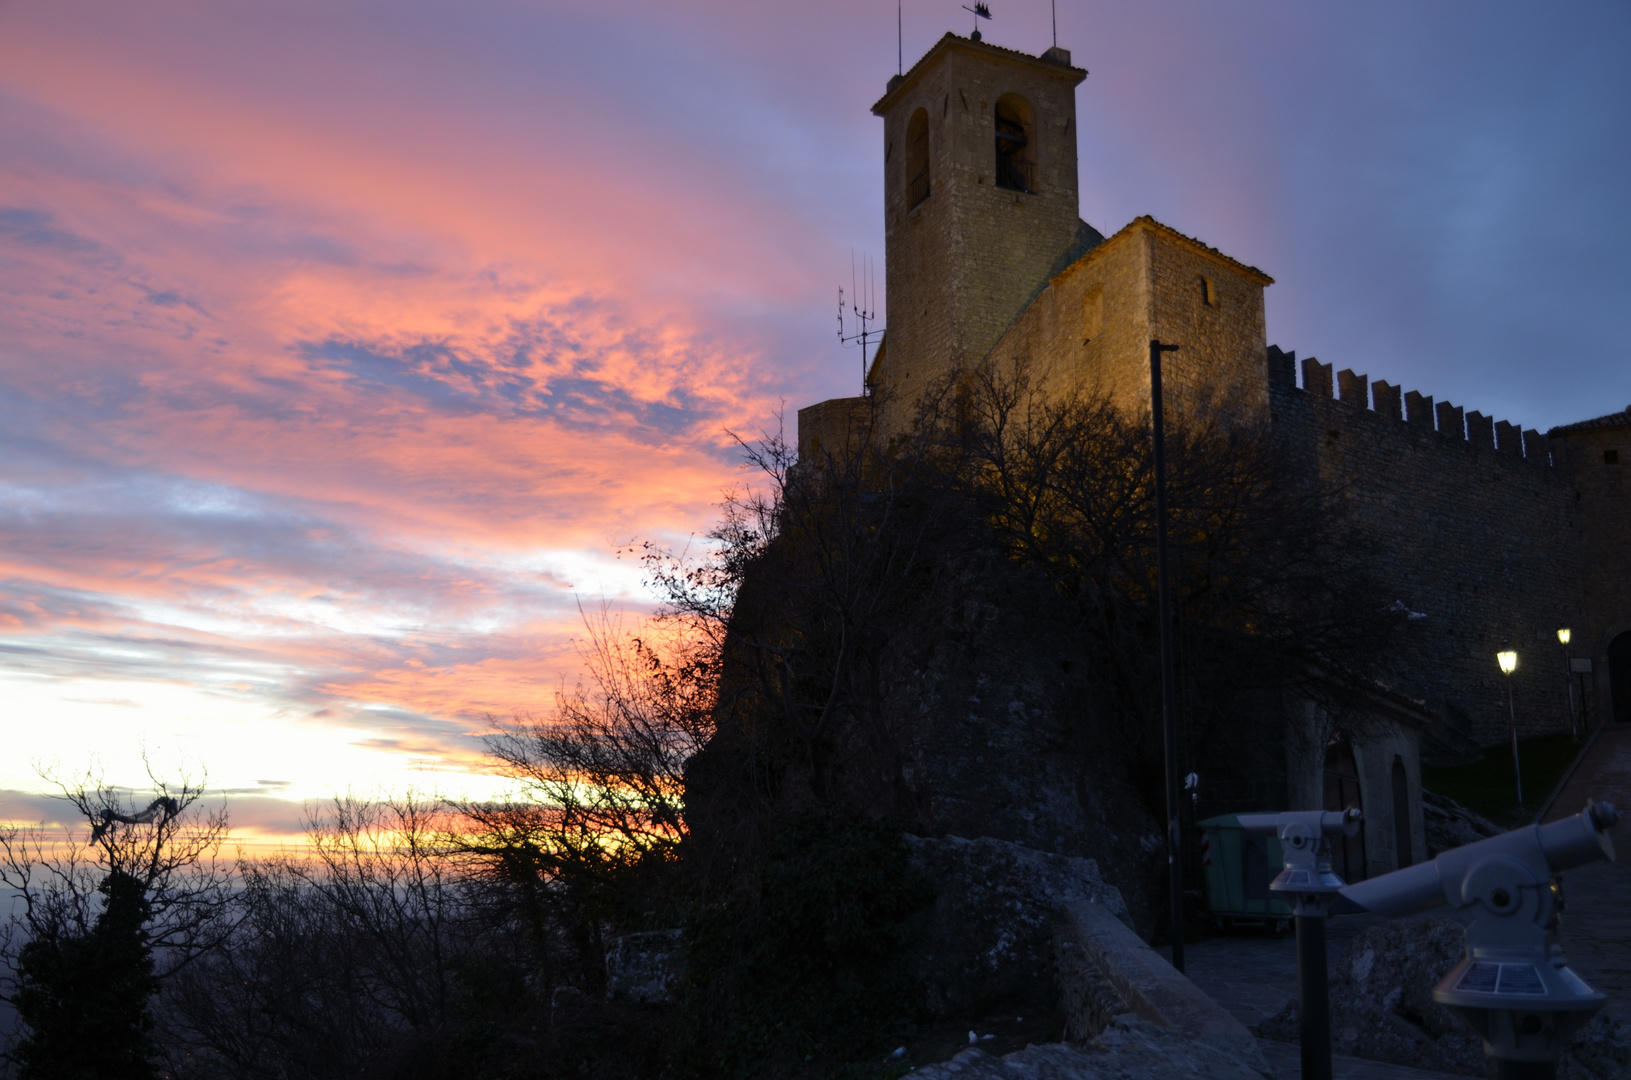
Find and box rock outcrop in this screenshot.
[1421,788,1503,857]
[603,929,683,1004]
[904,834,1127,1017]
[907,1016,1266,1080]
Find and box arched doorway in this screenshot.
[1611,631,1631,724]
[1324,737,1367,882]
[1391,757,1413,870]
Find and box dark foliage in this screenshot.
[677,807,933,1076]
[949,360,1411,813]
[12,872,159,1080]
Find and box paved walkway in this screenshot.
[1543,722,1631,823]
[1163,919,1468,1080]
[1165,726,1631,1076]
[1537,722,1631,1026]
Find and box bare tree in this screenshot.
[0,763,232,1077]
[162,794,505,1080]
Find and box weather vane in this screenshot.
[837,251,882,396]
[963,2,991,41]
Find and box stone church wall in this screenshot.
[987,219,1272,427]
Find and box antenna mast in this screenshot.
[898,0,903,75]
[837,251,883,395]
[1052,0,1057,48]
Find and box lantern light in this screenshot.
[1498,650,1518,675]
[1558,627,1572,646]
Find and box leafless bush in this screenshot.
[161,795,523,1080]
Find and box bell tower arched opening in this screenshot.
[994,94,1035,193]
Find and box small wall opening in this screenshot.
[994,94,1035,193]
[1082,284,1103,342]
[906,108,931,209]
[1200,276,1218,308]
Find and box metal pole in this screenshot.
[1296,908,1332,1080]
[1565,647,1579,740]
[1508,676,1524,808]
[1491,1062,1558,1080]
[1150,338,1184,972]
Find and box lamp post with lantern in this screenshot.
[1498,647,1523,809]
[1560,628,1580,740]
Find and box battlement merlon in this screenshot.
[1266,344,1551,465]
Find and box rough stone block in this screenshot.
[905,834,1125,1018]
[1337,368,1369,406]
[1372,380,1403,420]
[1055,900,1267,1073]
[604,930,683,1003]
[1466,410,1494,449]
[1495,420,1522,455]
[908,1018,1266,1080]
[796,396,870,462]
[1266,345,1296,386]
[1435,400,1465,439]
[1405,390,1434,427]
[1302,356,1332,397]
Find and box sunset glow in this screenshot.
[2,0,1627,835]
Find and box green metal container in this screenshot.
[1199,813,1294,928]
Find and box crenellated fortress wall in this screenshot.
[1265,345,1586,750]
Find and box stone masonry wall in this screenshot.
[1269,350,1586,746]
[1549,418,1631,721]
[987,219,1271,427]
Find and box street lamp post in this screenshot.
[1560,628,1579,741]
[1149,338,1185,973]
[1498,648,1522,808]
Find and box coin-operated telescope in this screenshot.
[1341,802,1619,1080]
[1238,808,1363,1080]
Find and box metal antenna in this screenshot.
[898,0,903,75]
[962,2,991,40]
[838,250,883,395]
[1051,0,1057,47]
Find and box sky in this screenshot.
[1,0,1628,845]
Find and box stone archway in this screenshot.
[1323,737,1367,882]
[1610,630,1631,724]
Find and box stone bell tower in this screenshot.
[870,33,1092,407]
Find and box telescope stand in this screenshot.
[1294,899,1332,1080]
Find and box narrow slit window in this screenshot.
[1201,276,1218,308]
[905,108,931,209]
[1082,285,1103,342]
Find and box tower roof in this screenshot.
[1054,216,1274,288]
[872,32,1085,116]
[1548,407,1631,437]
